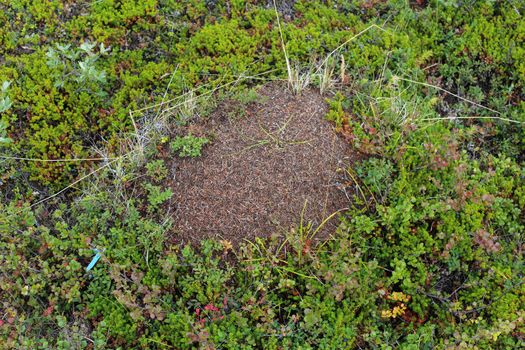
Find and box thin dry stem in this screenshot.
[397,77,521,123]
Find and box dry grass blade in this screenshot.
[0,155,118,162]
[318,56,336,94]
[130,69,279,116]
[9,154,132,217]
[314,24,389,76]
[308,207,349,241]
[272,0,292,88]
[396,76,522,124]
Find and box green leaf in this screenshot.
[80,41,96,53]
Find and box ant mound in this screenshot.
[168,82,356,246]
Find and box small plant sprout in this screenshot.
[170,135,209,158]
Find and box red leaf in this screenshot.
[43,305,54,317]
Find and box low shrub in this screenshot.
[170,134,209,158]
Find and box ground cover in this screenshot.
[0,1,524,349]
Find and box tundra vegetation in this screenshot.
[0,1,524,349]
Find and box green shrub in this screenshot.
[46,41,110,93]
[143,183,173,212]
[170,134,209,158]
[145,159,168,181]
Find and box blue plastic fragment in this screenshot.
[86,249,102,271]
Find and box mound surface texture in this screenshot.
[169,83,355,246]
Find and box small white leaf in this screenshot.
[80,41,95,53]
[2,81,11,91]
